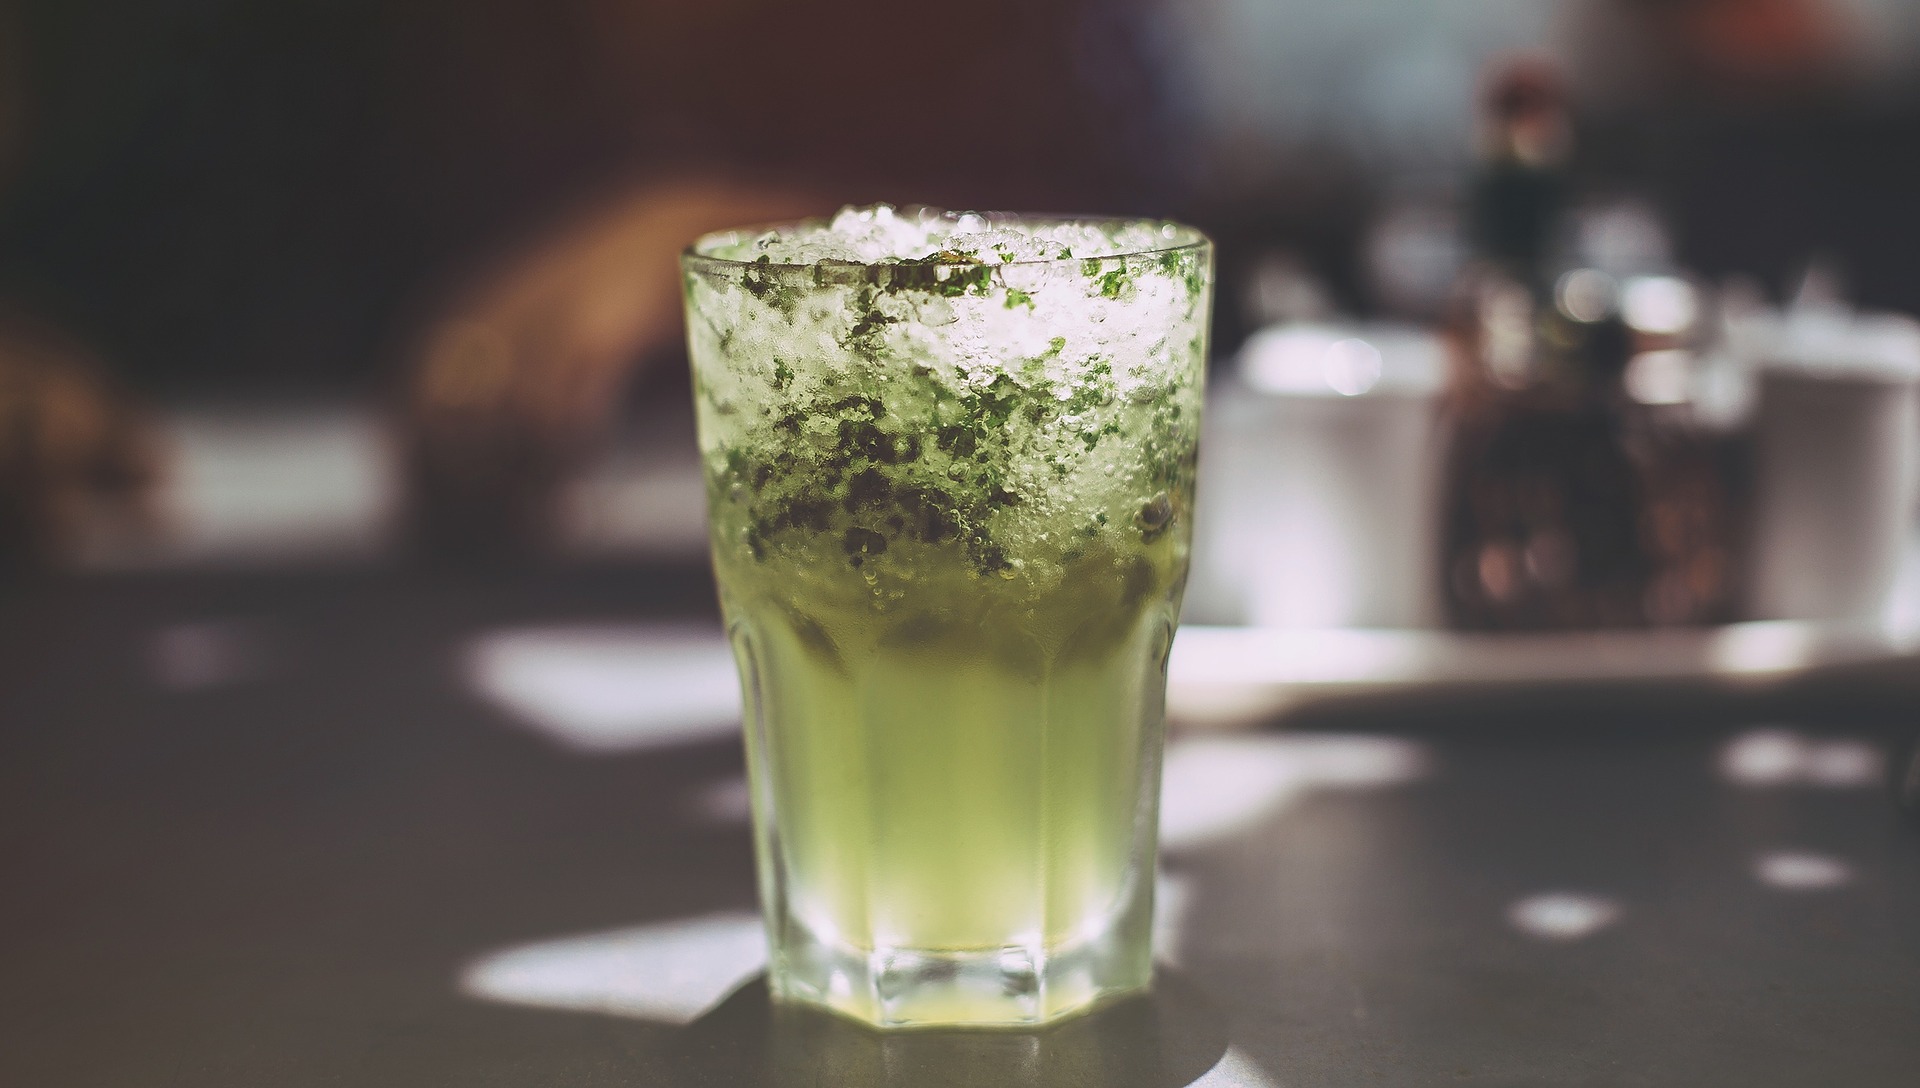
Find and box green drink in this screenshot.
[682,207,1210,1028]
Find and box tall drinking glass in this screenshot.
[681,207,1211,1029]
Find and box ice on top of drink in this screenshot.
[685,205,1207,608]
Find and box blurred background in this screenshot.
[4,0,1920,628]
[7,0,1920,774]
[8,4,1920,1084]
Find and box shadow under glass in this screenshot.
[665,968,1230,1088]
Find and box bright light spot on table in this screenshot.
[1754,851,1855,891]
[1719,728,1882,788]
[465,624,740,753]
[461,912,765,1025]
[1191,1046,1284,1088]
[1506,892,1622,941]
[1722,729,1801,784]
[1159,734,1428,852]
[1153,871,1194,967]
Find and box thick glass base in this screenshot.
[769,919,1152,1029]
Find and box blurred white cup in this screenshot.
[1745,312,1920,622]
[1188,323,1448,628]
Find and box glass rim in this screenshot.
[682,209,1210,275]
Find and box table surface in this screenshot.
[4,564,1918,1087]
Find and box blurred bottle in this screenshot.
[1439,59,1737,630]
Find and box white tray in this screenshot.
[1165,613,1920,726]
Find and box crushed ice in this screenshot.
[704,204,1181,266]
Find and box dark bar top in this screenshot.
[3,567,1917,1087]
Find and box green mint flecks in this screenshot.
[841,287,899,361]
[742,254,803,317]
[686,208,1209,590]
[716,355,1185,579]
[877,252,994,299]
[1081,257,1131,299]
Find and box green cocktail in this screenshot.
[681,207,1210,1028]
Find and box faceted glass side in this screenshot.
[683,208,1210,1028]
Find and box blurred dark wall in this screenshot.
[1571,0,1920,313]
[2,0,1919,400]
[0,0,1168,395]
[1617,103,1920,313]
[0,1,396,393]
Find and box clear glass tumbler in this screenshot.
[681,207,1211,1028]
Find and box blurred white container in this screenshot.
[1745,311,1920,622]
[1189,323,1448,628]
